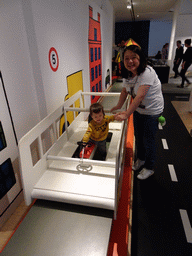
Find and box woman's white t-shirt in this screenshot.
[123,66,164,115]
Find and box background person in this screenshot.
[173,40,183,78]
[111,45,164,180]
[116,40,128,78]
[161,43,169,63]
[178,39,192,88]
[155,50,162,59]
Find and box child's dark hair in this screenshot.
[90,103,105,116]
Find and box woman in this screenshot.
[111,45,164,180]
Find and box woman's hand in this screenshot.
[111,105,120,113]
[111,87,128,113]
[114,111,129,121]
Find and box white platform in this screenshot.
[32,121,121,210]
[19,91,130,217]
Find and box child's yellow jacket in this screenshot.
[82,115,115,143]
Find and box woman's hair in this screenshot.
[90,103,105,116]
[123,45,147,75]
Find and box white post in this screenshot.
[168,0,182,67]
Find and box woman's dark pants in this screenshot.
[133,111,160,170]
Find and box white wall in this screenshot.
[148,20,172,57]
[0,0,41,142]
[0,0,113,142]
[170,14,192,73]
[148,15,192,75]
[0,0,113,226]
[99,1,113,87]
[25,0,113,117]
[29,0,90,115]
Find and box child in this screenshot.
[82,102,116,160]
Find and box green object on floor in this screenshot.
[158,115,166,126]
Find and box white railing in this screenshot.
[49,91,130,218]
[19,90,130,218]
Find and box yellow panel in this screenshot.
[67,70,84,118]
[67,70,83,99]
[59,71,84,135]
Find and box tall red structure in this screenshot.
[88,6,102,103]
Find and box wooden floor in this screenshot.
[172,101,192,134]
[0,94,192,253]
[0,201,32,252]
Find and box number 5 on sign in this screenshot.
[49,47,59,72]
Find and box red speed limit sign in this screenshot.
[49,47,59,72]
